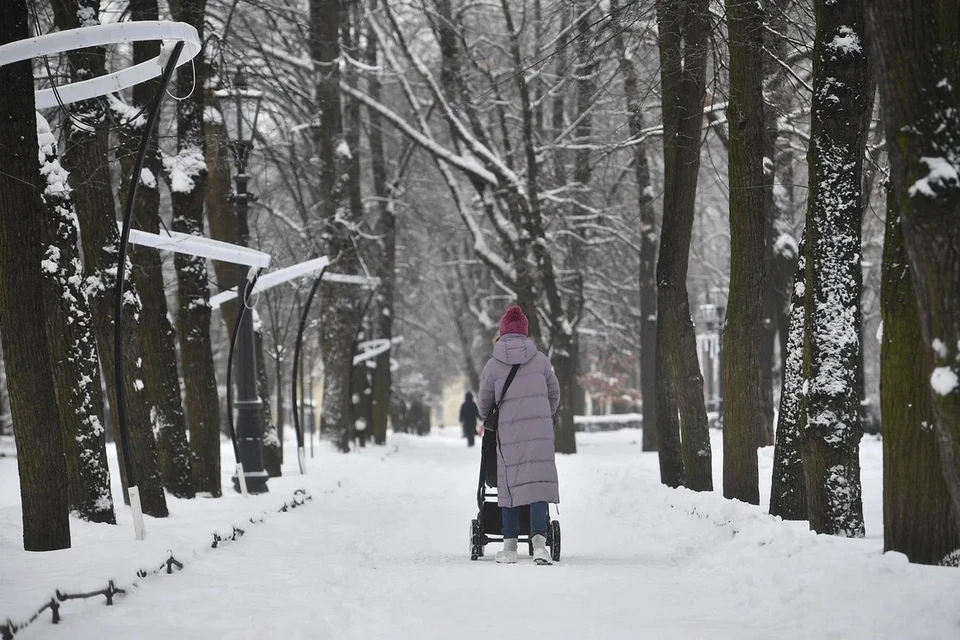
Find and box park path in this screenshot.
[34,429,960,640]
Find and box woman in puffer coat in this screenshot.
[479,305,560,564]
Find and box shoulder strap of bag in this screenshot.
[495,364,522,409]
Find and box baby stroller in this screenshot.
[470,429,561,562]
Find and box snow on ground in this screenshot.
[1,428,958,639]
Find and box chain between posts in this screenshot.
[1,490,312,640]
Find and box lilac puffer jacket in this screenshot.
[479,334,560,507]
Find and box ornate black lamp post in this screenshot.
[217,69,268,494]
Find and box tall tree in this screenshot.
[37,114,115,524]
[721,0,766,504]
[612,0,659,452]
[365,0,397,446]
[758,0,797,448]
[769,238,808,520]
[119,0,193,499]
[654,0,713,490]
[168,0,224,491]
[881,189,960,565]
[0,0,72,550]
[800,0,871,537]
[52,0,167,518]
[867,0,960,537]
[311,0,366,451]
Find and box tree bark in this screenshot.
[613,0,659,452]
[365,0,396,446]
[769,237,809,520]
[867,0,960,538]
[119,0,193,499]
[758,0,796,449]
[881,188,960,564]
[655,0,713,491]
[52,0,168,518]
[256,325,281,475]
[0,345,11,435]
[167,0,224,494]
[800,0,871,537]
[37,114,116,524]
[722,0,765,504]
[311,0,365,451]
[0,0,72,550]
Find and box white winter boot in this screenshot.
[532,535,551,565]
[495,538,518,564]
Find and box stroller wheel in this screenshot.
[550,520,561,562]
[470,519,482,561]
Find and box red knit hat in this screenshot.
[499,305,529,336]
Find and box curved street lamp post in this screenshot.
[216,69,269,494]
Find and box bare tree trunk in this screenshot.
[655,0,713,490]
[311,0,365,451]
[52,0,167,518]
[613,0,658,452]
[758,0,796,449]
[0,0,72,550]
[770,238,808,520]
[881,188,960,564]
[168,0,222,495]
[722,0,765,504]
[800,0,871,537]
[119,0,193,499]
[868,0,960,538]
[37,114,115,524]
[0,344,11,435]
[255,325,281,474]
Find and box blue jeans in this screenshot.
[502,502,548,538]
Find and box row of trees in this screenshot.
[648,0,960,567]
[0,0,957,568]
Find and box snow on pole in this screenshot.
[128,486,146,541]
[235,463,249,497]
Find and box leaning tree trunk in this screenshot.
[37,114,115,524]
[867,0,960,538]
[613,0,659,451]
[800,0,871,538]
[721,0,765,505]
[769,237,809,520]
[51,0,168,518]
[119,0,193,498]
[654,0,713,491]
[0,1,72,550]
[881,189,960,565]
[168,0,225,495]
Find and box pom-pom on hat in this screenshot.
[499,305,529,337]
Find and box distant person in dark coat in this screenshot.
[459,392,480,447]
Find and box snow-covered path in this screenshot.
[5,428,960,639]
